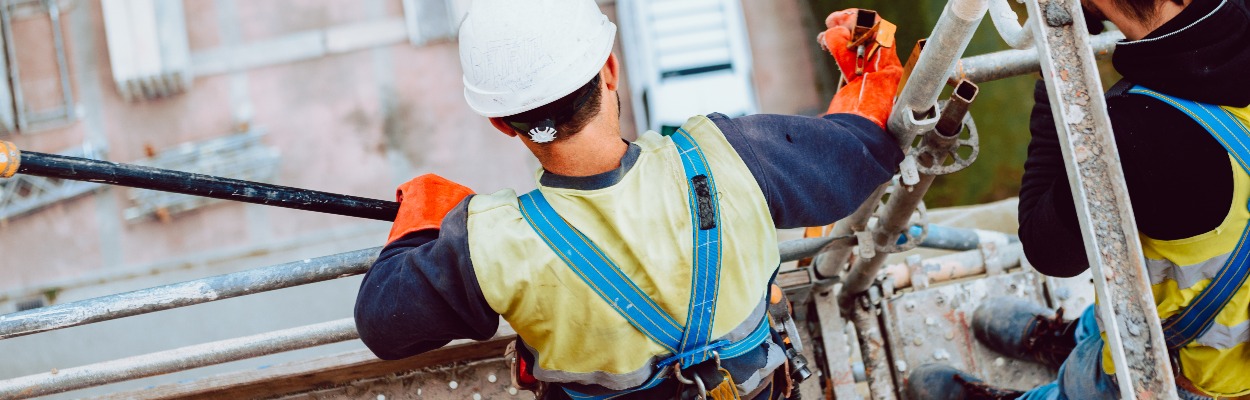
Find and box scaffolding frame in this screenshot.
[0,0,1177,397]
[807,0,1176,398]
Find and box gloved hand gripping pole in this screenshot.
[0,141,400,221]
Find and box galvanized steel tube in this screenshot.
[841,82,979,304]
[889,0,989,137]
[0,248,378,340]
[952,30,1122,83]
[0,318,358,399]
[816,0,990,279]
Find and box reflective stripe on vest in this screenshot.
[519,127,768,400]
[1128,86,1250,351]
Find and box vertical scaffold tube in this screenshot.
[814,0,990,280]
[840,82,979,304]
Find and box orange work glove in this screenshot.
[818,9,903,128]
[387,174,475,244]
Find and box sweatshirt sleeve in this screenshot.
[710,112,903,229]
[1018,79,1233,278]
[1018,80,1091,278]
[353,197,500,360]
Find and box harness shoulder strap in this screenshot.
[519,128,757,399]
[518,192,685,352]
[1128,85,1250,350]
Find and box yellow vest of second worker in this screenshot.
[1102,104,1250,397]
[466,116,779,390]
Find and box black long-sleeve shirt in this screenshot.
[1018,0,1250,277]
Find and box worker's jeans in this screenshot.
[1015,305,1212,400]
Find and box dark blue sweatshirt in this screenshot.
[354,112,902,396]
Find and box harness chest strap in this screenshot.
[1128,86,1250,351]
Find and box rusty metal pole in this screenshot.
[1024,0,1178,396]
[850,289,896,400]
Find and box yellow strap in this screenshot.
[708,368,742,400]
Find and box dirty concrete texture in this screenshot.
[884,271,1056,392]
[277,358,529,400]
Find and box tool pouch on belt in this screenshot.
[506,339,547,397]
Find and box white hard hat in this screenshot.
[459,0,617,118]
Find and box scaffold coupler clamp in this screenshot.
[767,284,811,399]
[1,141,19,179]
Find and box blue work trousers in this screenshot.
[1016,306,1211,400]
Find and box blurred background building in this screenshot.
[0,0,835,397]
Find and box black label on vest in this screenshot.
[692,175,716,230]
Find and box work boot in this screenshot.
[905,364,1025,400]
[972,297,1078,370]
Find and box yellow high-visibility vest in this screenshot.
[466,115,780,390]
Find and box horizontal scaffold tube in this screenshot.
[0,318,359,399]
[5,147,400,221]
[777,225,1017,262]
[815,0,991,280]
[882,242,1024,289]
[0,225,1012,341]
[0,248,379,340]
[952,30,1123,84]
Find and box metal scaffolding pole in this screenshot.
[838,82,980,306]
[814,0,990,280]
[0,144,400,221]
[953,30,1122,84]
[850,293,896,400]
[778,224,1016,263]
[0,318,358,399]
[1023,0,1176,396]
[4,230,949,342]
[0,248,378,340]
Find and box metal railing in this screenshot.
[803,0,1176,397]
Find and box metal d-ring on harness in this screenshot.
[517,128,787,400]
[672,352,721,399]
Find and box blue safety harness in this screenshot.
[1129,86,1250,351]
[517,128,771,399]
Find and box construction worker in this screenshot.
[353,1,904,399]
[907,0,1250,398]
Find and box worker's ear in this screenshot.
[489,118,520,138]
[603,53,619,92]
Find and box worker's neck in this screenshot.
[532,120,628,178]
[1115,0,1191,40]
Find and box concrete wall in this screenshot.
[0,0,822,397]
